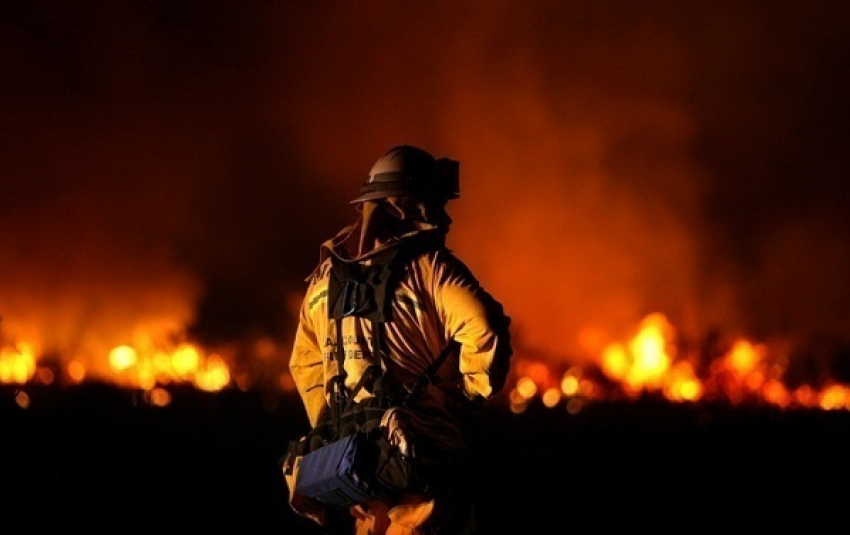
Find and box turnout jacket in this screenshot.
[289,222,512,453]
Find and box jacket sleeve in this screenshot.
[288,280,328,428]
[434,252,513,402]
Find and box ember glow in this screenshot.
[508,312,850,414]
[0,332,230,393]
[3,309,849,413]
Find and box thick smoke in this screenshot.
[1,1,849,376]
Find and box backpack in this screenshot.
[323,245,406,435]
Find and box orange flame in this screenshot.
[2,309,850,413]
[510,312,850,414]
[1,332,233,406]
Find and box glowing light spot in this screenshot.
[561,374,579,396]
[137,372,156,391]
[147,387,172,407]
[516,376,538,399]
[0,344,36,384]
[35,366,55,385]
[109,345,137,371]
[762,380,790,408]
[820,384,849,411]
[172,344,200,376]
[509,400,528,414]
[194,354,231,392]
[677,379,702,402]
[509,388,527,405]
[627,313,673,387]
[541,388,561,408]
[14,390,30,409]
[67,360,87,383]
[793,385,817,408]
[726,340,764,376]
[579,379,597,397]
[602,343,628,380]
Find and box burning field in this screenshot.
[3,1,850,531]
[4,308,850,412]
[3,311,850,531]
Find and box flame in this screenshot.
[2,308,849,413]
[1,331,232,406]
[509,312,850,414]
[0,342,37,384]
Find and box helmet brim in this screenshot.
[350,188,408,204]
[350,190,459,204]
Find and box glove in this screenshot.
[380,407,412,457]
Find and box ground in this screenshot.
[3,383,848,532]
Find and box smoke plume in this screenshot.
[2,1,849,376]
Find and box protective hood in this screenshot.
[310,199,450,277]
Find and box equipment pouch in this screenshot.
[295,431,384,509]
[374,434,416,493]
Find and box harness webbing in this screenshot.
[325,244,455,437]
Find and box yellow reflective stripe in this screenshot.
[307,286,328,312]
[309,286,422,313]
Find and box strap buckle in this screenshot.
[341,280,360,317]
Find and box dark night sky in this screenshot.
[1,1,849,376]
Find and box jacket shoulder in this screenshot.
[427,248,480,286]
[305,256,334,284]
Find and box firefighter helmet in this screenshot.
[350,145,460,204]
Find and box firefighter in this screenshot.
[285,145,513,534]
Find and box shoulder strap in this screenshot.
[323,245,460,415]
[325,246,407,429]
[399,339,461,405]
[327,246,405,323]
